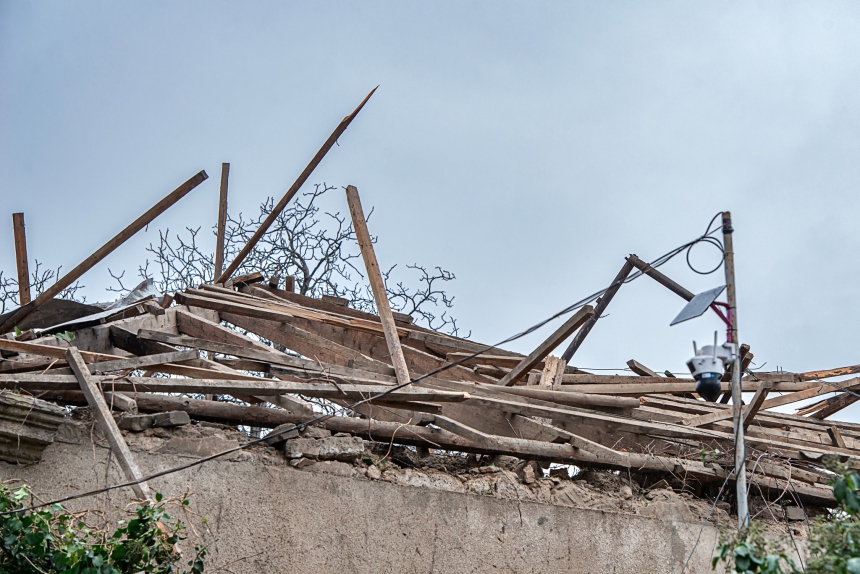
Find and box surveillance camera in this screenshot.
[687,341,733,402]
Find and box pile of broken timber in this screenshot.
[2,279,860,506]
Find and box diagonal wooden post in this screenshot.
[0,171,209,334]
[66,347,152,501]
[214,163,230,279]
[344,185,411,386]
[12,213,31,305]
[215,88,377,284]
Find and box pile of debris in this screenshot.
[1,265,858,510]
[1,91,857,519]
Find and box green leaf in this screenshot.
[155,492,163,502]
[848,558,860,574]
[13,326,22,336]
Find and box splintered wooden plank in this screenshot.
[66,348,152,501]
[215,87,376,283]
[87,350,198,373]
[497,306,594,386]
[811,392,860,420]
[0,171,209,334]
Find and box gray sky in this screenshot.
[2,2,859,413]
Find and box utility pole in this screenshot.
[722,211,749,528]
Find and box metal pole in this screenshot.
[722,211,749,528]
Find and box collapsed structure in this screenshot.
[1,91,859,571]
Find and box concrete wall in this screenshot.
[0,422,723,574]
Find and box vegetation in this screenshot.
[0,482,206,574]
[714,459,860,574]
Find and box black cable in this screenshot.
[0,212,727,517]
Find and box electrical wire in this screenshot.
[0,212,728,517]
[680,469,735,574]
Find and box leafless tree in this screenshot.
[0,261,86,314]
[116,183,467,336]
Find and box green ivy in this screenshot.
[0,482,206,573]
[714,460,860,574]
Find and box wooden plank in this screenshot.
[12,213,31,305]
[495,385,640,409]
[626,254,695,300]
[86,350,197,373]
[139,329,290,364]
[221,312,376,368]
[627,359,660,378]
[175,309,273,353]
[432,415,493,445]
[0,338,118,363]
[498,306,594,386]
[561,260,634,362]
[345,185,411,386]
[66,348,152,501]
[760,385,832,410]
[681,385,826,428]
[811,392,860,420]
[446,352,538,369]
[539,355,567,387]
[829,426,847,449]
[0,171,209,334]
[560,381,816,395]
[742,382,772,430]
[0,374,469,401]
[802,364,860,380]
[562,374,692,384]
[216,88,377,283]
[214,163,230,278]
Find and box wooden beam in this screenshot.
[811,392,860,420]
[626,254,694,300]
[0,374,470,401]
[213,163,230,278]
[561,380,815,395]
[742,382,772,430]
[215,88,376,283]
[627,359,660,378]
[828,425,847,449]
[0,171,208,334]
[498,306,594,386]
[561,260,634,362]
[539,355,567,387]
[0,338,118,363]
[12,213,31,305]
[345,185,411,386]
[66,348,152,501]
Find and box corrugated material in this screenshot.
[0,391,66,463]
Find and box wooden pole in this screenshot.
[561,260,634,362]
[12,213,31,305]
[0,171,208,334]
[214,163,230,279]
[66,347,153,501]
[344,185,411,386]
[722,210,749,529]
[215,88,377,284]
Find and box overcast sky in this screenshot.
[2,2,859,414]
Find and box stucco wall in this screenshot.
[0,421,724,573]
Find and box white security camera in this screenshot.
[686,333,733,402]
